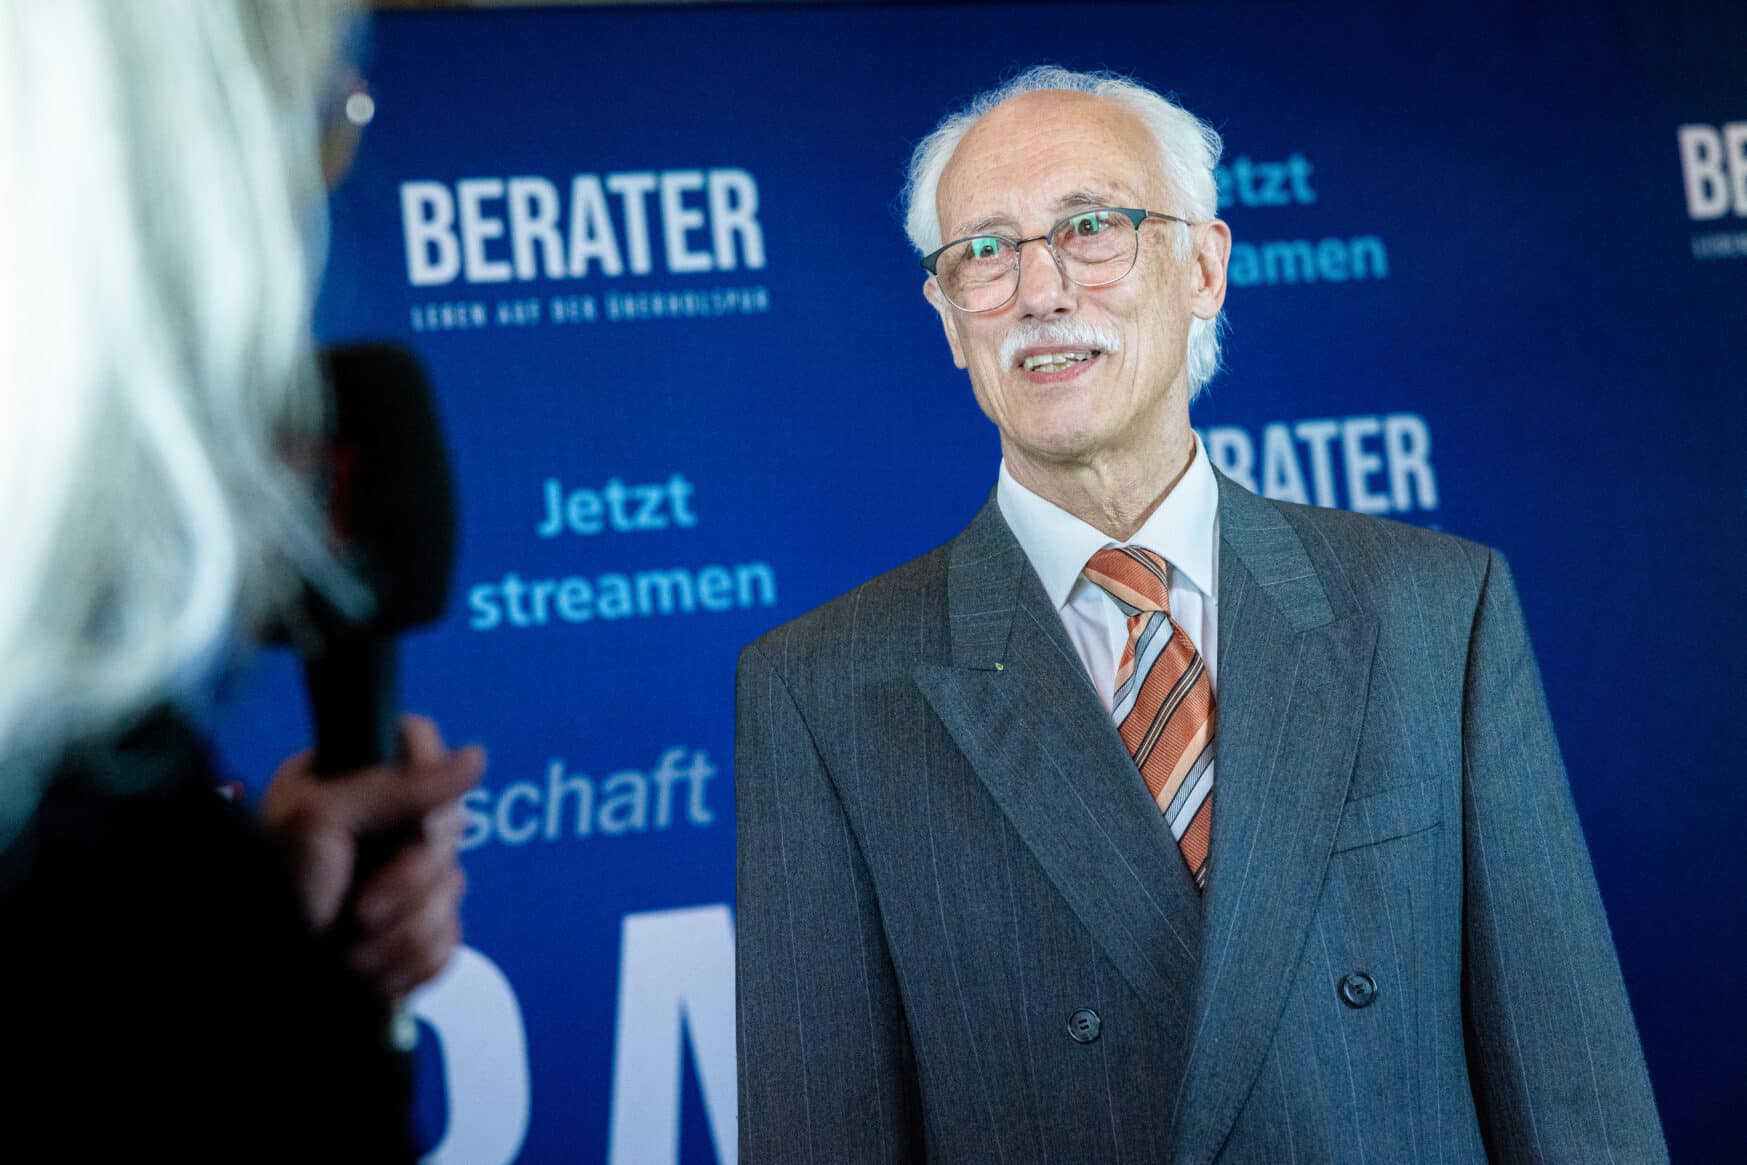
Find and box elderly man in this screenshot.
[735,66,1664,1163]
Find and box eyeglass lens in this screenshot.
[935,210,1141,311]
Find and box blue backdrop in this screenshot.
[215,1,1747,1160]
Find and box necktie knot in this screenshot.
[1084,546,1173,615]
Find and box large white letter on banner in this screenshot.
[413,945,531,1165]
[400,181,461,286]
[1678,125,1728,220]
[607,905,737,1165]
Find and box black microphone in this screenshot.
[233,341,463,1066]
[298,342,457,777]
[273,343,458,1056]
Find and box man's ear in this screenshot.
[923,278,968,369]
[1190,219,1232,320]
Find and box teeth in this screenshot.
[1022,351,1093,372]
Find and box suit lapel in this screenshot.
[1168,474,1378,1165]
[914,497,1203,1038]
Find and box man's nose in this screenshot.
[1013,238,1076,318]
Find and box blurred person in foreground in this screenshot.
[0,2,482,1159]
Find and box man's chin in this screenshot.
[1000,425,1115,473]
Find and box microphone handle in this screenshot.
[303,637,399,778]
[299,638,422,1053]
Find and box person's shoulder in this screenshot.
[1271,495,1489,557]
[1259,494,1497,606]
[740,540,952,679]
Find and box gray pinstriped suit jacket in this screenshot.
[735,472,1665,1163]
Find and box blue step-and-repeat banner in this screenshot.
[214,1,1747,1160]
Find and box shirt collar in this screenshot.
[996,435,1219,610]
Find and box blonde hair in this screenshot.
[0,0,352,837]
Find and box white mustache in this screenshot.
[998,320,1123,368]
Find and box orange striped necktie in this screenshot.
[1082,546,1217,890]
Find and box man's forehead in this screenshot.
[936,90,1162,236]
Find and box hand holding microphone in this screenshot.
[263,714,482,998]
[263,343,482,1008]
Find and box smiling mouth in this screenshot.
[1020,350,1099,373]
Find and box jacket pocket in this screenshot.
[1331,780,1442,854]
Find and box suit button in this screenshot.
[1338,971,1378,1008]
[1067,1008,1102,1043]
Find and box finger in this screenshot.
[352,863,463,971]
[259,747,318,827]
[383,926,460,1000]
[356,913,461,1000]
[351,866,466,994]
[260,749,359,928]
[424,800,465,845]
[270,746,317,784]
[324,743,486,838]
[354,834,462,932]
[288,821,357,932]
[397,714,447,767]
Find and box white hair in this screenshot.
[0,0,353,837]
[902,65,1227,396]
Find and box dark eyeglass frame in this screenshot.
[919,207,1196,313]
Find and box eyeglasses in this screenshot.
[920,207,1194,313]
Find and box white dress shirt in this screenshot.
[995,437,1221,716]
